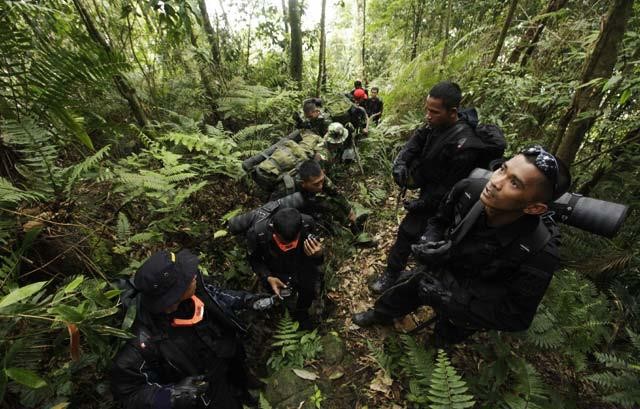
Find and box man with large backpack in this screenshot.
[294,98,332,137]
[111,249,271,409]
[246,208,324,329]
[369,81,504,293]
[354,146,571,346]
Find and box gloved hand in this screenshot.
[392,163,408,187]
[403,198,425,212]
[411,240,452,264]
[169,375,209,409]
[417,275,451,309]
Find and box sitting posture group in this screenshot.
[111,81,571,408]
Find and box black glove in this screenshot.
[169,375,209,409]
[392,163,408,187]
[417,275,451,309]
[403,198,426,212]
[411,240,452,264]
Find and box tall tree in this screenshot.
[316,0,327,96]
[288,0,303,84]
[361,0,367,80]
[489,0,519,67]
[553,0,633,165]
[508,0,568,67]
[197,0,221,67]
[72,0,149,128]
[440,0,452,69]
[410,0,426,61]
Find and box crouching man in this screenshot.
[353,146,571,346]
[111,249,268,408]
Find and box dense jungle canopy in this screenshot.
[1,0,639,408]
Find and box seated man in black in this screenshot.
[353,146,571,346]
[270,159,356,231]
[247,208,324,329]
[370,81,480,293]
[111,249,269,409]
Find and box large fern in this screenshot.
[267,311,322,371]
[587,329,640,408]
[427,349,475,409]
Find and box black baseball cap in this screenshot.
[134,249,199,314]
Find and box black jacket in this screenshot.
[246,214,323,288]
[395,115,479,213]
[422,178,560,332]
[110,278,250,409]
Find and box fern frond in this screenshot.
[0,177,45,205]
[427,349,475,409]
[62,145,111,195]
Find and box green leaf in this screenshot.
[0,281,47,309]
[619,88,632,105]
[213,230,228,239]
[5,367,47,389]
[64,276,84,293]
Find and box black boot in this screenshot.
[352,309,393,327]
[368,270,398,294]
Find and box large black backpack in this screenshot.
[457,108,506,170]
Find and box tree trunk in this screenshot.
[508,0,568,66]
[72,0,149,128]
[282,0,289,38]
[440,0,452,69]
[410,0,425,60]
[490,0,519,67]
[316,0,327,97]
[361,0,366,80]
[553,0,633,166]
[186,19,218,116]
[197,0,221,66]
[288,0,303,84]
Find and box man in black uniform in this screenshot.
[111,249,269,409]
[270,159,356,230]
[246,207,324,328]
[353,146,571,346]
[365,86,384,125]
[369,81,480,293]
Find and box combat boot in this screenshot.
[368,270,398,294]
[352,309,393,327]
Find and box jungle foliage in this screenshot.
[1,0,639,408]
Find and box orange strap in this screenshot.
[171,295,205,327]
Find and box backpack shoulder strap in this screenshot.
[282,174,296,195]
[504,217,554,264]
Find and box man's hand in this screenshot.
[267,276,287,298]
[411,240,452,264]
[403,198,425,212]
[417,275,451,309]
[304,236,323,257]
[392,164,408,187]
[348,209,357,224]
[169,375,209,409]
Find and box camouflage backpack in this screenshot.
[323,94,357,126]
[253,131,326,191]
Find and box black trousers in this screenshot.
[373,272,477,345]
[385,210,433,275]
[264,265,323,321]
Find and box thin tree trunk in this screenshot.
[197,0,221,66]
[187,19,218,115]
[288,0,303,84]
[440,0,452,68]
[316,0,327,97]
[508,0,568,66]
[72,0,149,128]
[410,0,425,60]
[361,0,366,80]
[282,0,289,36]
[553,0,633,165]
[246,8,254,72]
[490,0,519,67]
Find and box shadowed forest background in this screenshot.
[1,0,639,408]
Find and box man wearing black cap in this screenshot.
[353,146,571,346]
[246,207,324,329]
[111,249,268,409]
